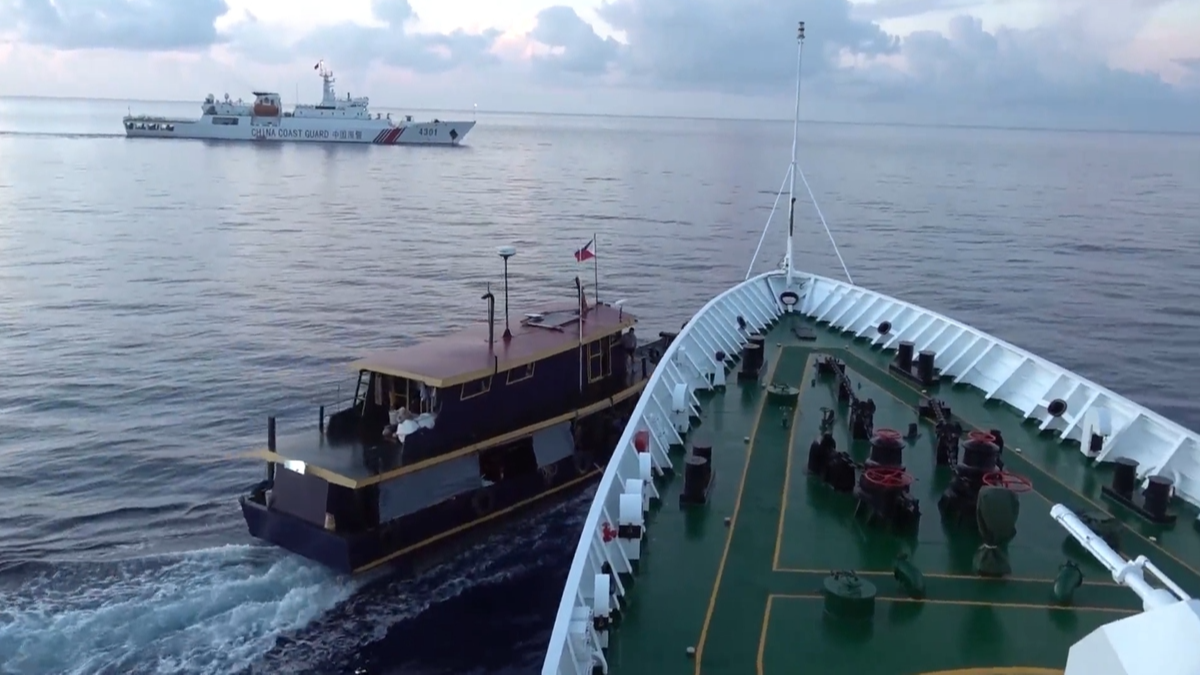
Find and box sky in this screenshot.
[0,0,1198,130]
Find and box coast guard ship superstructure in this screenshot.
[123,61,474,146]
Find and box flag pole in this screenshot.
[593,232,599,306]
[576,276,584,393]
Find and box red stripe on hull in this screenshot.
[391,128,406,144]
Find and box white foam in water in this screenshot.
[0,544,359,675]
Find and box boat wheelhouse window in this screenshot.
[461,375,492,401]
[362,372,438,414]
[587,339,606,383]
[506,362,535,385]
[212,116,240,125]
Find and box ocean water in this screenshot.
[0,97,1198,674]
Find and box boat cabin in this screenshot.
[328,298,637,459]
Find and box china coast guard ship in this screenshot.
[123,60,474,146]
[542,21,1200,675]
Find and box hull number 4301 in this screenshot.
[418,127,438,136]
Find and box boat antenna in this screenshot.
[785,21,805,288]
[497,246,516,341]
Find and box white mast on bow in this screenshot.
[785,21,805,288]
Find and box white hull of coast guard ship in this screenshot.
[122,61,474,146]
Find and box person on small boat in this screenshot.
[620,327,638,384]
[382,399,415,441]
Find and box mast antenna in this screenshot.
[785,20,805,288]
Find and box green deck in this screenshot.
[606,315,1200,675]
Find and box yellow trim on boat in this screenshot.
[246,379,646,489]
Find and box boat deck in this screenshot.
[607,317,1200,675]
[250,380,646,489]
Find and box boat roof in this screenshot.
[349,302,636,388]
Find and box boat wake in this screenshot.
[0,488,591,675]
[0,544,356,675]
[0,130,125,140]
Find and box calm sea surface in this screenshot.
[1,98,1198,674]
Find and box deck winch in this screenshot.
[807,433,856,493]
[937,430,1026,525]
[852,429,921,530]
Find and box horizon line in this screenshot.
[1,94,1197,138]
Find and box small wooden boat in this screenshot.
[240,249,663,574]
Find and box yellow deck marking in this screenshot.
[768,348,1104,576]
[757,594,1113,675]
[694,346,785,675]
[756,594,775,675]
[844,348,1200,580]
[772,567,1118,586]
[919,670,1064,675]
[769,592,1135,613]
[772,353,814,570]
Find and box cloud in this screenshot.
[594,0,898,95]
[0,0,1196,130]
[514,0,1198,129]
[852,0,997,22]
[0,0,229,51]
[229,0,501,75]
[860,15,1198,128]
[529,6,622,78]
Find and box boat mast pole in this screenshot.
[786,21,805,288]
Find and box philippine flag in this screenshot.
[574,238,596,262]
